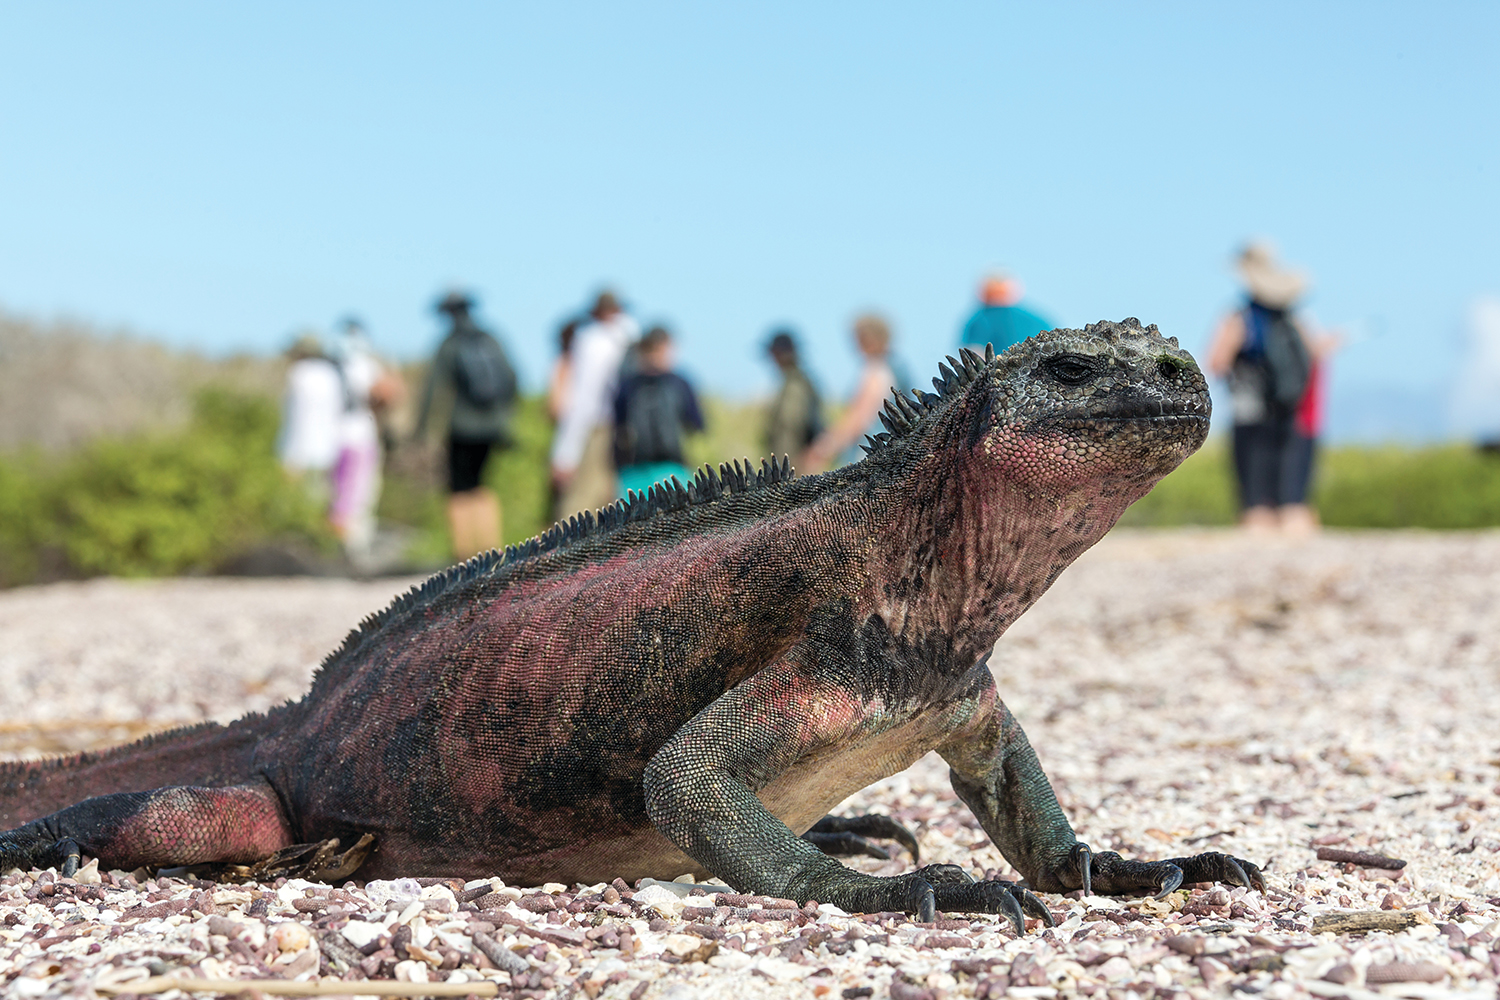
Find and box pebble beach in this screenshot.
[1,529,1497,999]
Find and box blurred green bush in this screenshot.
[0,389,331,585]
[1120,440,1500,529]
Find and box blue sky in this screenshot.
[2,3,1497,439]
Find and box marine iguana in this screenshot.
[0,319,1262,931]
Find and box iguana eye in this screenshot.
[1044,354,1098,386]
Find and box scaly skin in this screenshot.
[0,319,1262,928]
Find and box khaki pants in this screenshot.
[555,426,618,521]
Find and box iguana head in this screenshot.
[865,318,1209,644]
[959,317,1210,496]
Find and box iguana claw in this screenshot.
[58,839,81,878]
[1159,851,1265,892]
[1058,845,1259,897]
[909,877,937,923]
[802,831,891,861]
[1153,864,1184,898]
[1073,842,1093,897]
[931,879,1054,935]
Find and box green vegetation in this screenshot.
[1316,445,1500,529]
[3,385,1499,589]
[0,390,331,586]
[1121,440,1500,529]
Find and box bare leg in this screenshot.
[1240,505,1278,533]
[447,487,501,560]
[1278,503,1319,536]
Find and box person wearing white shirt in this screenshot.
[550,290,639,518]
[276,334,344,510]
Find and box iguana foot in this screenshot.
[202,834,375,883]
[0,826,72,874]
[0,829,83,878]
[801,813,921,863]
[795,862,1053,934]
[1052,843,1264,898]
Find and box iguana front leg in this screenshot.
[642,660,1052,931]
[941,677,1264,897]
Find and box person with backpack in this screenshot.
[612,325,704,499]
[414,290,519,560]
[763,328,823,465]
[1207,243,1326,534]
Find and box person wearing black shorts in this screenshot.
[414,291,518,559]
[447,436,494,494]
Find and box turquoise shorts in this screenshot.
[619,462,692,499]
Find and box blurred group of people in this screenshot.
[543,294,904,522]
[274,277,1056,566]
[277,246,1341,567]
[275,291,521,566]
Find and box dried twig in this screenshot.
[94,976,499,997]
[471,929,531,976]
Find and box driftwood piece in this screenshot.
[1314,847,1407,869]
[1311,910,1429,935]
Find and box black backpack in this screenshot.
[618,374,685,467]
[800,373,824,447]
[1242,305,1312,416]
[453,331,517,409]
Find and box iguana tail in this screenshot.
[0,715,275,829]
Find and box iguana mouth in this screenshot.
[1059,399,1210,425]
[1099,398,1209,420]
[1092,412,1210,423]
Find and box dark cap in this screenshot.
[640,325,672,351]
[436,290,474,315]
[767,329,798,356]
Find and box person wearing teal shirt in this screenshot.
[960,274,1053,354]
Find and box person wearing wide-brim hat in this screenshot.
[1207,242,1340,536]
[1233,243,1309,310]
